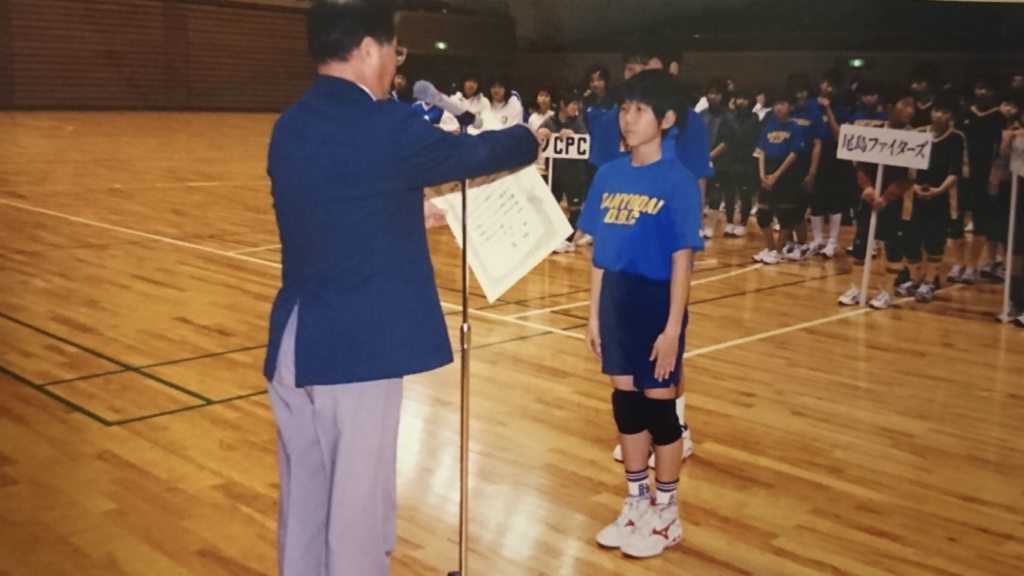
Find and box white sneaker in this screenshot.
[597,496,652,549]
[785,244,808,261]
[1014,314,1024,328]
[646,423,694,468]
[734,225,747,237]
[961,268,979,285]
[895,280,919,297]
[807,241,826,257]
[965,221,975,233]
[947,265,965,284]
[781,242,798,257]
[915,283,936,304]
[762,250,783,265]
[822,240,838,259]
[575,233,594,247]
[869,290,894,310]
[621,503,684,558]
[753,248,770,263]
[838,286,861,306]
[703,225,715,239]
[724,223,737,237]
[553,240,576,254]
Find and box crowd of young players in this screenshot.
[393,61,1024,325]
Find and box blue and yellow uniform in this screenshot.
[756,116,806,229]
[790,98,827,179]
[578,141,704,389]
[848,109,889,128]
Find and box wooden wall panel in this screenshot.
[10,0,168,109]
[183,3,311,110]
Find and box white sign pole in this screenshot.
[859,166,887,307]
[1001,174,1020,321]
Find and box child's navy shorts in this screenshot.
[599,270,689,390]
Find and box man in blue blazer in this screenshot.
[264,2,539,575]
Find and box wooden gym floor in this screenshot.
[1,112,1023,576]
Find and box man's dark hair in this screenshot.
[621,69,687,132]
[586,64,611,84]
[623,33,682,68]
[821,68,844,89]
[306,0,398,65]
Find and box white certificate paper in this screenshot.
[429,168,573,303]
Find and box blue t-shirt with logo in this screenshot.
[757,117,806,162]
[578,154,705,281]
[587,105,715,179]
[791,99,826,156]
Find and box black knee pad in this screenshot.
[756,206,774,229]
[645,397,682,447]
[612,390,647,436]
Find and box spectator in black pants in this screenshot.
[701,79,739,238]
[539,88,589,254]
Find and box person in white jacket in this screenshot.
[483,75,524,131]
[440,73,490,134]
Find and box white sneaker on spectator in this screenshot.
[781,242,798,257]
[575,233,594,247]
[947,265,965,283]
[838,285,861,306]
[896,280,919,297]
[553,240,575,254]
[753,248,770,263]
[961,268,979,285]
[785,244,808,261]
[869,290,894,310]
[996,303,1021,323]
[915,283,936,304]
[724,223,737,237]
[762,250,784,265]
[734,225,747,237]
[703,225,715,239]
[822,240,838,259]
[807,241,826,258]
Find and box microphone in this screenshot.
[413,80,484,129]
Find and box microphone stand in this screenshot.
[448,176,471,576]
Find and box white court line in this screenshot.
[0,200,283,269]
[2,198,952,361]
[684,286,965,359]
[507,263,764,319]
[230,244,281,254]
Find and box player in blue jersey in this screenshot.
[579,70,703,559]
[753,92,806,265]
[591,34,712,468]
[783,74,827,261]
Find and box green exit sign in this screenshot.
[848,58,867,68]
[434,41,449,51]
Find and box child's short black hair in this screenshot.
[623,33,682,69]
[586,64,611,83]
[306,0,398,65]
[488,75,510,91]
[821,68,844,89]
[910,64,939,87]
[884,85,916,107]
[785,73,813,95]
[621,69,687,132]
[769,91,796,106]
[858,81,881,97]
[931,94,960,116]
[554,86,582,107]
[462,72,481,86]
[706,76,729,96]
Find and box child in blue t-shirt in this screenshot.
[753,92,806,265]
[577,70,704,559]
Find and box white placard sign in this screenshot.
[837,124,933,169]
[1011,135,1024,176]
[541,135,591,160]
[429,168,573,303]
